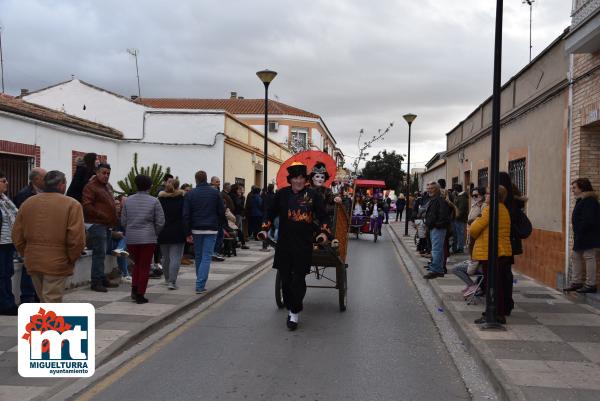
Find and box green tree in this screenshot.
[117,153,172,196]
[361,150,405,191]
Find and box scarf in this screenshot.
[0,193,18,229]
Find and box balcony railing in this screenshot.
[572,0,600,28]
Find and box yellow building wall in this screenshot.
[223,115,292,189]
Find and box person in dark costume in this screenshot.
[309,162,341,226]
[259,162,331,331]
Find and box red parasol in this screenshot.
[276,150,337,189]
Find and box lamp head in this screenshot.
[256,69,278,85]
[403,113,417,124]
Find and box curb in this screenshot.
[33,253,274,401]
[388,224,526,401]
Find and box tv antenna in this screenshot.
[0,25,5,93]
[523,0,535,62]
[127,48,141,99]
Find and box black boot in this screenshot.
[564,283,584,292]
[135,294,149,304]
[576,285,597,294]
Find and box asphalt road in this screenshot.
[83,232,470,401]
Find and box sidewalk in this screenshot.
[0,241,273,401]
[389,220,600,401]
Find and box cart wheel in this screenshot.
[337,265,347,312]
[275,270,284,309]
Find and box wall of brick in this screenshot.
[569,51,600,287]
[516,229,565,288]
[71,151,108,176]
[0,140,41,167]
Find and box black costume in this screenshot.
[263,166,330,314]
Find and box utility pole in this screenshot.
[523,0,534,62]
[0,26,5,93]
[127,48,141,99]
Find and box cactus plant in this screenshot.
[117,153,172,196]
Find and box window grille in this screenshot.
[509,158,527,195]
[478,168,488,189]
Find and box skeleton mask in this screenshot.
[312,173,326,187]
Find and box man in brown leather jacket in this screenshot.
[82,163,119,292]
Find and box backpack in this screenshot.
[513,208,532,239]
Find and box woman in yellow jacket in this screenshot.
[469,186,512,324]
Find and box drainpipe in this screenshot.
[564,53,574,288]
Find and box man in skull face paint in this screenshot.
[310,162,341,217]
[258,162,331,331]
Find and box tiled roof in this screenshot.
[0,93,123,139]
[137,98,321,119]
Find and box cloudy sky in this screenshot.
[1,0,571,170]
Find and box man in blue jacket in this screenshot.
[183,170,225,294]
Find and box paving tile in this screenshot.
[63,290,132,302]
[95,313,153,324]
[533,313,600,327]
[569,342,600,363]
[0,384,50,401]
[0,317,17,327]
[95,329,129,354]
[513,294,571,304]
[450,301,485,312]
[97,320,144,331]
[486,340,587,361]
[0,336,16,352]
[519,386,600,401]
[96,302,175,317]
[148,294,192,305]
[438,285,467,293]
[547,326,600,343]
[518,302,592,314]
[0,326,15,337]
[469,324,564,342]
[546,361,600,390]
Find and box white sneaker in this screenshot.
[167,283,177,290]
[122,275,132,283]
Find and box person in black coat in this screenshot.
[66,153,97,203]
[565,178,600,293]
[158,180,187,289]
[258,163,330,331]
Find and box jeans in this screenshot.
[429,228,446,274]
[572,248,599,288]
[214,226,224,255]
[0,244,16,311]
[108,236,129,277]
[452,261,480,287]
[395,207,404,222]
[193,234,217,290]
[160,243,185,284]
[20,265,39,303]
[452,221,466,252]
[88,224,108,284]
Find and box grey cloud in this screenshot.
[0,0,571,168]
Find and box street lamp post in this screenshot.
[403,113,417,236]
[256,69,278,191]
[482,0,505,330]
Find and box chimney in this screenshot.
[20,89,29,96]
[238,96,244,99]
[230,91,237,99]
[131,95,138,100]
